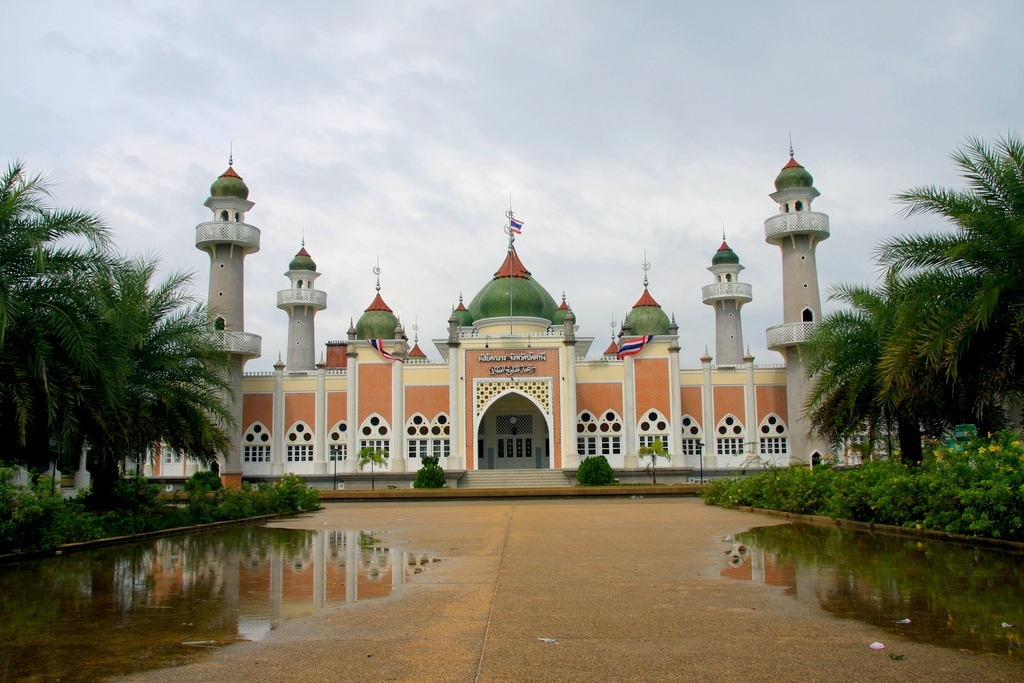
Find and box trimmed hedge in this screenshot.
[0,471,320,554]
[577,456,616,486]
[702,431,1024,541]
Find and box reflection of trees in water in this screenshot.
[737,524,1024,656]
[0,526,442,680]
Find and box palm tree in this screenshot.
[357,446,389,489]
[879,133,1024,423]
[81,258,233,500]
[804,281,936,464]
[0,161,111,471]
[638,438,669,483]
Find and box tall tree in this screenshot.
[0,161,110,469]
[880,134,1024,422]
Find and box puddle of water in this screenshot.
[722,523,1024,658]
[0,526,440,682]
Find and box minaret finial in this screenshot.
[229,140,233,167]
[722,221,726,241]
[413,317,419,344]
[301,227,305,248]
[373,254,382,292]
[642,250,651,288]
[610,314,616,342]
[789,131,794,158]
[459,292,463,303]
[561,290,566,303]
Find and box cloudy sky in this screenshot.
[3,1,1021,369]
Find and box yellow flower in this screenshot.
[915,524,922,530]
[1012,441,1021,448]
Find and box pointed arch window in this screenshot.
[638,410,670,452]
[244,422,271,462]
[758,414,788,461]
[802,308,814,322]
[359,414,390,454]
[578,411,622,457]
[715,415,744,456]
[286,422,314,461]
[680,415,702,457]
[329,421,348,461]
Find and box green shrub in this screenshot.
[413,455,446,489]
[702,431,1024,541]
[184,470,223,494]
[270,474,320,512]
[577,456,615,486]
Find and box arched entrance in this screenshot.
[476,392,550,470]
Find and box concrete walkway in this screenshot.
[120,498,1023,682]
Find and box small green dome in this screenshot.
[210,166,250,200]
[712,241,740,265]
[626,287,670,336]
[626,305,670,336]
[774,157,814,191]
[355,292,398,340]
[453,297,474,327]
[289,247,316,271]
[551,295,570,325]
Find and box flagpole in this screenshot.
[505,206,515,336]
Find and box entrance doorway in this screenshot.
[477,392,550,470]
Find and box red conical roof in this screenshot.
[409,343,426,358]
[632,287,661,308]
[295,246,310,257]
[493,247,531,279]
[782,156,803,170]
[364,292,393,313]
[455,300,468,312]
[220,166,242,179]
[604,340,619,356]
[718,240,731,252]
[557,299,569,311]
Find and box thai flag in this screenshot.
[370,339,404,363]
[509,216,524,234]
[616,335,654,359]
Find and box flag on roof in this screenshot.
[509,216,524,234]
[616,335,654,359]
[369,339,404,363]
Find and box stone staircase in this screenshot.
[459,469,569,489]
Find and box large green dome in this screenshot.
[466,248,558,323]
[711,241,740,265]
[210,166,250,200]
[774,157,814,191]
[289,246,316,271]
[626,288,670,336]
[355,292,399,340]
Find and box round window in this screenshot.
[648,412,657,421]
[303,433,312,441]
[612,423,621,432]
[587,423,597,432]
[656,421,667,431]
[640,422,650,431]
[733,425,742,434]
[682,417,691,427]
[261,434,269,442]
[370,416,380,426]
[432,426,441,436]
[339,424,348,432]
[413,415,423,425]
[296,424,304,433]
[245,433,254,442]
[289,433,297,441]
[332,432,341,441]
[768,416,777,425]
[718,426,727,435]
[407,426,417,436]
[419,426,428,435]
[437,415,447,424]
[362,426,372,436]
[689,426,699,435]
[776,425,785,433]
[725,417,734,426]
[253,424,262,433]
[379,426,388,435]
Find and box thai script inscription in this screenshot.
[476,351,547,376]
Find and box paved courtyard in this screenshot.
[120,498,1022,682]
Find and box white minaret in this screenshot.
[702,238,752,365]
[764,148,829,464]
[195,157,262,484]
[276,243,327,372]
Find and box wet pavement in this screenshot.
[5,499,1023,682]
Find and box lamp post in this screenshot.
[333,449,338,490]
[697,439,704,485]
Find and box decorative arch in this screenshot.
[802,307,814,322]
[359,413,391,455]
[474,378,551,416]
[328,420,348,462]
[758,413,788,462]
[286,421,314,462]
[638,409,670,452]
[680,414,702,458]
[715,414,745,458]
[243,422,271,463]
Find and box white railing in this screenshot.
[195,221,261,252]
[701,282,753,304]
[276,288,327,308]
[578,357,623,365]
[215,331,262,357]
[763,211,830,242]
[244,370,275,377]
[766,322,816,349]
[326,368,347,375]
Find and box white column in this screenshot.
[345,345,359,473]
[447,344,464,470]
[272,360,285,475]
[314,360,328,474]
[314,530,326,613]
[668,345,682,462]
[345,530,358,603]
[391,359,406,472]
[74,444,91,490]
[744,354,757,464]
[701,353,716,469]
[563,342,579,470]
[622,355,638,469]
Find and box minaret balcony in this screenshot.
[766,322,816,350]
[195,221,261,254]
[701,282,752,306]
[277,288,327,310]
[214,331,262,358]
[764,211,830,244]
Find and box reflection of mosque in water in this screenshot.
[147,529,440,642]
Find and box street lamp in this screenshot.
[697,439,704,485]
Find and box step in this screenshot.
[460,470,569,489]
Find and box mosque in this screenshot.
[149,153,835,488]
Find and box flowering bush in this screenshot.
[702,431,1024,541]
